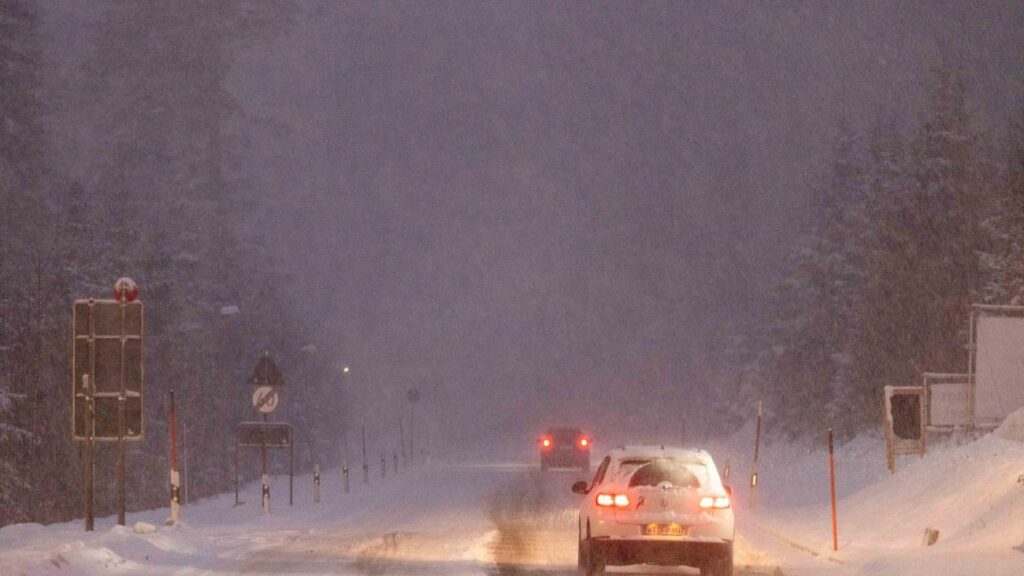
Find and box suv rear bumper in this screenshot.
[590,538,731,567]
[541,450,589,469]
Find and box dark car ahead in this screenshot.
[539,427,590,471]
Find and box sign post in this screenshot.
[83,374,95,531]
[235,422,293,515]
[248,352,284,515]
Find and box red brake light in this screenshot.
[579,437,589,448]
[700,495,731,510]
[596,493,630,508]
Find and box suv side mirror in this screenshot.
[571,481,589,495]
[724,485,733,496]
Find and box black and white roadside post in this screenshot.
[407,388,420,465]
[361,425,369,483]
[314,464,321,504]
[750,401,763,509]
[380,453,386,479]
[393,450,398,475]
[343,463,350,493]
[399,416,407,462]
[167,390,181,526]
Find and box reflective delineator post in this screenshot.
[313,464,320,504]
[167,390,180,526]
[828,428,838,552]
[393,451,398,475]
[750,401,763,508]
[380,454,386,479]
[262,473,271,515]
[361,425,369,484]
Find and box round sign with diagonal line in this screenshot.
[252,386,279,414]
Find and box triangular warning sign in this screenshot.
[250,352,284,387]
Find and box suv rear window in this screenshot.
[550,428,580,443]
[628,460,705,489]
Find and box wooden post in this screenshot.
[829,428,838,552]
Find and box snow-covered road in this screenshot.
[0,462,779,575]
[3,430,1023,576]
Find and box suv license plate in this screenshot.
[643,523,689,536]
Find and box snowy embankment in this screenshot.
[1,419,1022,576]
[0,463,503,575]
[717,411,1024,575]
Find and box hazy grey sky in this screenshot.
[45,1,1024,450]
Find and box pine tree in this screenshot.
[761,121,869,436]
[979,107,1024,304]
[0,0,51,525]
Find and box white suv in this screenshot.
[572,446,735,575]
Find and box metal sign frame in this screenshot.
[884,385,927,472]
[969,304,1024,429]
[72,298,144,441]
[922,372,970,429]
[236,421,293,447]
[234,421,294,507]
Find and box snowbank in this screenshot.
[995,406,1024,442]
[742,431,1024,575]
